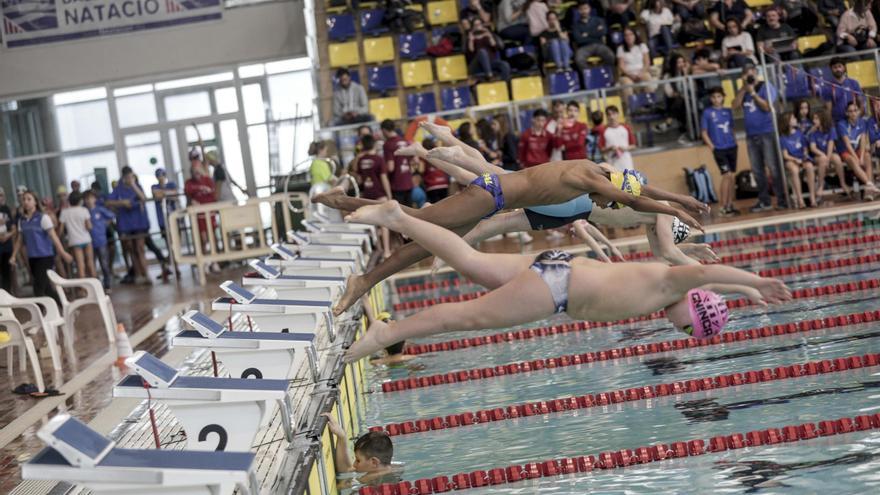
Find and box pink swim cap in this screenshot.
[685,289,729,339]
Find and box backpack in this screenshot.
[427,36,453,56]
[683,165,718,204]
[735,170,760,199]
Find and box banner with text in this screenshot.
[2,0,223,48]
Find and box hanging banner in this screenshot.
[1,0,223,48]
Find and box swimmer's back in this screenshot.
[502,160,604,207]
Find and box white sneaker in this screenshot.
[488,234,504,241]
[519,233,534,244]
[210,262,222,273]
[545,230,565,241]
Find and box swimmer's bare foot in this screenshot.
[334,273,371,316]
[395,141,426,158]
[345,319,394,362]
[344,200,405,230]
[312,186,347,209]
[426,145,468,165]
[420,120,454,142]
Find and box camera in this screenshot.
[745,75,756,85]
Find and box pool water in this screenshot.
[360,213,880,494]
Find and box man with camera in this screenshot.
[734,62,787,212]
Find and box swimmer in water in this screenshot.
[322,413,401,488]
[367,312,417,365]
[341,200,791,361]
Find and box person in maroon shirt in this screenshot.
[380,119,414,206]
[352,134,393,258]
[554,101,589,160]
[517,109,553,168]
[419,138,450,203]
[184,159,218,263]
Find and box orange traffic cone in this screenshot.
[114,323,133,371]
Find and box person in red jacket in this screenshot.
[554,101,589,160]
[517,109,553,168]
[419,138,451,203]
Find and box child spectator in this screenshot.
[599,105,636,171]
[539,10,573,71]
[353,134,393,258]
[836,101,879,200]
[322,413,400,487]
[700,86,739,216]
[420,138,451,203]
[84,191,115,291]
[410,174,427,208]
[808,109,847,201]
[587,110,605,161]
[794,100,814,135]
[554,101,589,159]
[779,111,816,208]
[517,109,553,168]
[640,0,675,57]
[10,190,71,304]
[381,120,414,207]
[58,192,95,279]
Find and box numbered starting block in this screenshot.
[242,259,347,290]
[23,414,260,495]
[173,310,320,382]
[113,352,293,452]
[301,218,377,244]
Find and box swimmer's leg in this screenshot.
[345,268,556,361]
[461,210,533,245]
[348,201,533,288]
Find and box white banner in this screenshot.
[2,0,223,48]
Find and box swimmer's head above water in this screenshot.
[664,289,730,339]
[591,170,643,210]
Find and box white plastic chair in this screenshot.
[0,290,66,371]
[0,307,45,393]
[48,270,117,345]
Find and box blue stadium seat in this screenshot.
[327,13,356,41]
[332,70,361,87]
[583,66,614,90]
[549,70,581,95]
[399,32,428,59]
[360,9,388,36]
[782,65,810,100]
[407,92,438,117]
[809,67,833,95]
[628,93,663,146]
[519,109,533,131]
[440,86,471,110]
[367,65,397,93]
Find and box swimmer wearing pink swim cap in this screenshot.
[684,289,730,339]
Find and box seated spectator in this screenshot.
[465,18,511,81]
[616,27,652,97]
[605,0,636,28]
[794,99,814,135]
[475,118,503,165]
[332,68,372,126]
[382,0,424,33]
[709,0,754,46]
[526,0,550,38]
[496,0,531,43]
[600,105,636,171]
[539,11,573,71]
[517,108,553,168]
[670,0,704,22]
[572,1,615,69]
[640,0,675,57]
[457,122,481,151]
[818,0,842,32]
[837,0,877,53]
[756,7,799,61]
[460,0,492,24]
[721,18,757,68]
[775,0,817,37]
[691,48,722,75]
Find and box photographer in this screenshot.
[733,63,788,212]
[837,0,877,53]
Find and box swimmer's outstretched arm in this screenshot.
[421,121,488,164]
[648,214,700,266]
[701,283,770,306]
[427,145,506,177]
[678,243,720,263]
[588,176,705,232]
[396,142,477,183]
[667,265,791,305]
[571,219,619,262]
[641,184,710,215]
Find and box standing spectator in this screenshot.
[55,185,70,215]
[475,118,502,165]
[84,191,115,291]
[701,86,739,216]
[779,112,816,208]
[721,18,757,68]
[465,18,511,81]
[809,109,847,200]
[184,160,219,272]
[756,7,799,61]
[10,190,71,303]
[526,0,550,37]
[0,187,14,292]
[352,134,393,258]
[207,152,242,202]
[572,2,615,70]
[587,110,605,161]
[733,63,787,211]
[497,0,531,43]
[837,0,877,53]
[150,168,179,263]
[410,174,427,208]
[670,0,703,21]
[539,11,573,71]
[492,115,520,171]
[517,108,553,167]
[640,0,675,57]
[545,100,566,135]
[308,140,336,187]
[70,180,82,196]
[332,68,372,125]
[58,192,96,278]
[460,0,492,24]
[554,101,589,159]
[775,0,817,37]
[709,0,754,46]
[818,0,842,32]
[420,138,451,203]
[381,119,414,207]
[599,105,636,171]
[836,102,879,200]
[822,57,865,125]
[616,27,652,97]
[106,167,152,284]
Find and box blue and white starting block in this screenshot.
[302,218,377,244]
[288,229,373,252]
[243,259,347,290]
[113,351,293,452]
[23,414,260,494]
[173,310,320,382]
[278,237,367,267]
[266,243,359,274]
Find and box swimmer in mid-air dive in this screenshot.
[314,123,710,316]
[341,201,791,361]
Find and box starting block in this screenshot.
[174,310,320,381]
[243,259,347,289]
[302,218,377,244]
[113,351,294,452]
[267,243,359,274]
[288,228,373,251]
[276,238,367,267]
[23,414,260,494]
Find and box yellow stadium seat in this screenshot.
[847,60,879,88]
[511,76,544,101]
[436,55,468,82]
[363,36,395,64]
[328,41,359,68]
[797,34,827,53]
[401,60,434,87]
[589,95,626,123]
[721,79,737,108]
[578,104,588,124]
[744,0,772,6]
[476,81,510,105]
[369,97,402,121]
[427,0,458,25]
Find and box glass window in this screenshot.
[268,71,314,120]
[116,93,158,128]
[114,84,153,97]
[265,58,311,75]
[248,124,270,191]
[53,87,107,106]
[277,120,314,174]
[155,72,233,91]
[55,100,114,151]
[238,64,265,79]
[219,119,248,200]
[63,151,119,191]
[214,87,239,114]
[124,132,163,199]
[163,91,211,121]
[242,84,266,125]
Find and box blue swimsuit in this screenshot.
[470,173,505,218]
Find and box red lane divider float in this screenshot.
[394,248,880,312]
[400,277,880,358]
[395,221,874,295]
[382,308,880,393]
[371,350,880,436]
[360,411,880,494]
